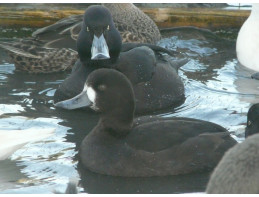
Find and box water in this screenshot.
[0,27,259,194]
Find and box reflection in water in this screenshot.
[0,104,24,115]
[78,161,210,194]
[0,27,258,193]
[0,159,27,191]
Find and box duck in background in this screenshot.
[244,103,259,137]
[0,128,54,160]
[54,5,187,114]
[236,4,259,79]
[33,3,161,48]
[0,3,161,73]
[0,39,78,73]
[206,103,259,193]
[55,68,236,177]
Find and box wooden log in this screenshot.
[143,8,250,30]
[0,4,250,30]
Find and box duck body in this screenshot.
[54,46,185,114]
[0,39,77,73]
[206,133,259,193]
[116,47,185,113]
[236,4,259,72]
[103,3,161,44]
[206,103,259,193]
[0,4,161,74]
[32,3,161,49]
[55,68,236,177]
[81,117,235,177]
[245,103,259,137]
[54,5,186,114]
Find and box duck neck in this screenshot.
[99,104,135,138]
[81,57,119,68]
[251,4,259,19]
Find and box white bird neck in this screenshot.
[250,4,259,19]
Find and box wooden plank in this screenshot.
[143,8,250,30]
[0,5,250,29]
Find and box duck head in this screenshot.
[245,103,259,138]
[77,5,122,65]
[55,69,135,130]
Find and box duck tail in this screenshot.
[0,42,41,59]
[168,58,189,71]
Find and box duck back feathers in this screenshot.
[0,39,77,73]
[104,3,161,44]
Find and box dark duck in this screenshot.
[33,3,161,47]
[55,68,236,177]
[206,103,259,193]
[54,5,187,114]
[0,4,161,73]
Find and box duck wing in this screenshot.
[116,46,187,113]
[127,118,230,152]
[0,39,45,59]
[121,43,179,57]
[104,3,161,44]
[0,128,54,160]
[0,39,78,73]
[121,43,188,71]
[32,15,82,49]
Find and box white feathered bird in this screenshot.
[0,128,55,160]
[236,4,259,72]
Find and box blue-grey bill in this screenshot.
[91,34,110,60]
[54,90,92,110]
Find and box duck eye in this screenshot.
[248,120,252,126]
[86,26,89,32]
[98,84,106,91]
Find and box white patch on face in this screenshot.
[85,85,96,103]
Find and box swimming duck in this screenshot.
[245,103,259,137]
[0,128,54,160]
[54,5,186,114]
[207,134,259,193]
[55,68,236,177]
[206,103,259,193]
[0,4,161,74]
[32,3,161,49]
[236,4,259,79]
[0,39,77,74]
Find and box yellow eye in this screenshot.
[86,26,89,32]
[107,25,110,31]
